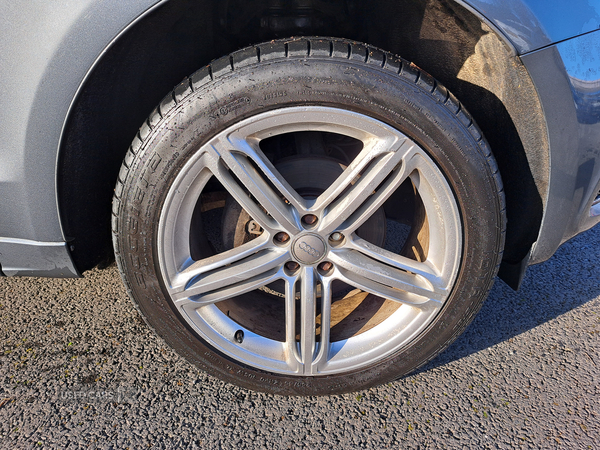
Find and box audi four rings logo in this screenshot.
[298,241,321,258]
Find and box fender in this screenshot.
[0,0,161,276]
[462,0,600,55]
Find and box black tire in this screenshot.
[112,37,505,395]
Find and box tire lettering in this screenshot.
[209,97,251,119]
[149,154,162,172]
[133,187,145,203]
[130,254,140,269]
[129,218,138,234]
[264,91,287,100]
[134,272,146,288]
[128,236,137,251]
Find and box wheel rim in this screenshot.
[157,106,462,376]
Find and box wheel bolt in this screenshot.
[274,232,290,243]
[318,261,333,272]
[329,232,344,242]
[302,214,318,226]
[285,261,300,272]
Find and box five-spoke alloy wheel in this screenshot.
[113,37,505,394]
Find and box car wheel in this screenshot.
[112,37,505,395]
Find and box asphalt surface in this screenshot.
[0,225,598,449]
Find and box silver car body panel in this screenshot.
[0,0,160,276]
[0,0,599,276]
[0,238,77,277]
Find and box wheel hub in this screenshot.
[291,233,327,264]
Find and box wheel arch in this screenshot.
[57,0,549,287]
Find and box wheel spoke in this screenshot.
[329,246,447,307]
[169,238,288,305]
[299,266,317,374]
[338,150,422,234]
[173,234,270,285]
[347,236,447,293]
[311,136,399,211]
[208,157,279,234]
[312,277,332,373]
[284,275,301,370]
[317,139,418,235]
[283,270,332,374]
[208,136,304,234]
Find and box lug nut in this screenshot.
[302,214,318,226]
[318,261,333,272]
[285,261,300,272]
[274,232,290,243]
[329,232,344,242]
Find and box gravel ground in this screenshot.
[0,225,598,449]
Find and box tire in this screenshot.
[112,37,505,395]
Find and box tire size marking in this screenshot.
[295,89,405,121]
[264,91,287,100]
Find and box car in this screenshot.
[1,0,599,395]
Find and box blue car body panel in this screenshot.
[521,30,600,263]
[462,0,600,54]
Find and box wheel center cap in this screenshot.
[291,234,327,264]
